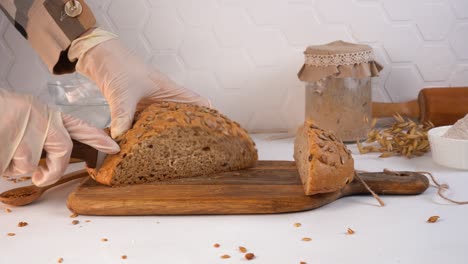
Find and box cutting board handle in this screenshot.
[343,171,430,196]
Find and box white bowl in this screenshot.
[428,126,468,170]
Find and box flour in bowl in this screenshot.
[444,114,468,140]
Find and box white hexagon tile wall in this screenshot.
[0,0,467,131]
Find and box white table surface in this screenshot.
[1,134,467,264]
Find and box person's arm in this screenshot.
[0,0,95,74]
[1,0,211,139]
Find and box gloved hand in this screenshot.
[0,89,120,187]
[70,28,211,139]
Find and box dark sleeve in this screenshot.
[0,0,96,74]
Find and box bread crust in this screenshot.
[89,102,258,186]
[294,122,354,195]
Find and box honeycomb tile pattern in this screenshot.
[0,0,467,131]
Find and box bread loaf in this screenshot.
[89,102,258,186]
[294,122,354,195]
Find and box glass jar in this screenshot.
[305,77,371,142]
[297,41,383,143]
[48,78,111,128]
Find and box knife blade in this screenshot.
[40,140,102,169]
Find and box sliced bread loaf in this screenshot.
[294,121,354,195]
[89,102,258,186]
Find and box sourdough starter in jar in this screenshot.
[298,41,382,143]
[305,77,371,142]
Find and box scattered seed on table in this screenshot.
[302,237,312,241]
[427,216,440,223]
[221,254,231,259]
[5,208,12,213]
[71,220,79,225]
[294,223,302,228]
[7,233,15,236]
[245,253,255,260]
[239,246,247,253]
[18,222,28,227]
[57,257,63,263]
[69,213,78,218]
[213,243,220,248]
[121,255,127,260]
[347,228,355,235]
[300,262,307,264]
[101,238,108,242]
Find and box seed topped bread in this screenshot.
[89,102,258,186]
[294,121,354,195]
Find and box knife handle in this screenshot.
[40,140,98,168]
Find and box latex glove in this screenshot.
[71,29,211,139]
[0,89,120,187]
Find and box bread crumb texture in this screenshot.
[90,102,258,186]
[294,122,354,195]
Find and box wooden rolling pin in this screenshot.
[372,87,468,126]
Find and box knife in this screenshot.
[372,87,468,126]
[40,140,104,169]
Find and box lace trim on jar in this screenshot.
[305,50,375,67]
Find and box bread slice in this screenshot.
[294,121,354,195]
[89,102,258,186]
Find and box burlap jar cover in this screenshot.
[298,40,383,82]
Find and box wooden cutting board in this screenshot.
[67,161,429,216]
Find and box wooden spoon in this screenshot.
[0,170,88,206]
